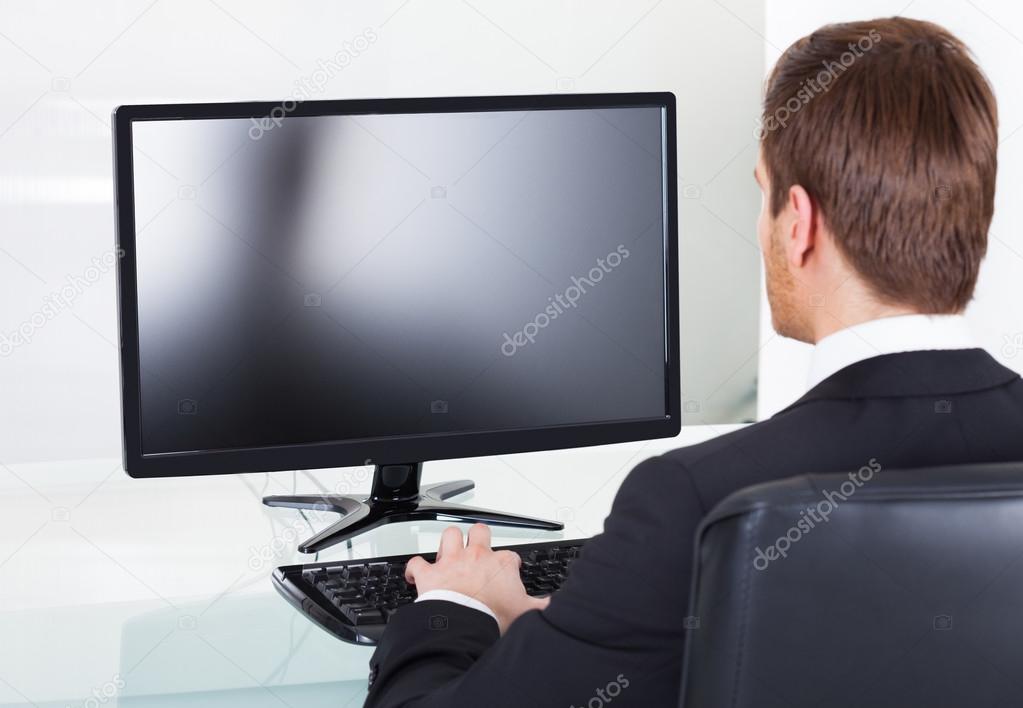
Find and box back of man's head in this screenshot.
[760,17,998,314]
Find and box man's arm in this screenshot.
[364,455,706,708]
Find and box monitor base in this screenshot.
[263,462,564,554]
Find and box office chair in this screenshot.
[680,462,1023,708]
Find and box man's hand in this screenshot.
[405,524,549,634]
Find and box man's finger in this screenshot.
[531,596,551,611]
[437,526,465,561]
[466,523,491,550]
[496,549,522,570]
[405,555,430,584]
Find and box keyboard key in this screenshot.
[342,604,385,625]
[332,588,362,602]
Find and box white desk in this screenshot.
[0,427,737,707]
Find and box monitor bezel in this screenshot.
[113,92,681,478]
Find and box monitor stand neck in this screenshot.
[263,462,563,554]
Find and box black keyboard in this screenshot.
[272,539,587,645]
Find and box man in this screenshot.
[366,17,1023,707]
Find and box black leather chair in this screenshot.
[681,463,1023,708]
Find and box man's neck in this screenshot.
[810,303,920,344]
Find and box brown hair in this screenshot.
[760,17,998,312]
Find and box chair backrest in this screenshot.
[680,462,1023,708]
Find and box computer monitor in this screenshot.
[113,92,680,551]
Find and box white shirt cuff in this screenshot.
[414,590,498,623]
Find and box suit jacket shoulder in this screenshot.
[662,349,1023,512]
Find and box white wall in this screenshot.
[0,0,765,465]
[0,9,765,699]
[758,0,1023,417]
[0,0,770,611]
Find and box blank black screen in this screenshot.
[131,106,668,455]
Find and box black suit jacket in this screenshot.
[365,349,1023,707]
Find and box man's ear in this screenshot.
[785,184,816,268]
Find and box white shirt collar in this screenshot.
[807,314,975,391]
